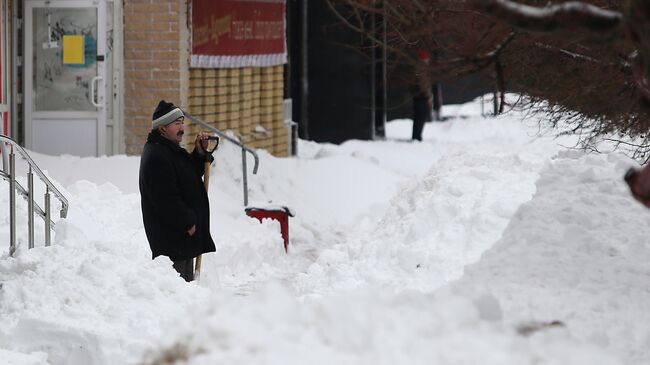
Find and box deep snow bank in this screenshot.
[0,181,214,363]
[142,284,622,365]
[294,150,542,294]
[295,117,575,295]
[1,99,640,364]
[452,151,650,363]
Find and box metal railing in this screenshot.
[0,134,69,255]
[183,112,260,206]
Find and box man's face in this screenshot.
[160,117,185,144]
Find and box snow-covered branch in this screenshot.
[476,0,623,33]
[533,42,602,64]
[626,0,650,101]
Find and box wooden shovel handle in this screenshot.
[194,161,212,281]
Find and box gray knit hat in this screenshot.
[152,100,184,128]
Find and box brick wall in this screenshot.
[124,1,288,157]
[187,66,289,157]
[123,0,185,155]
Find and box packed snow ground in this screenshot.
[0,98,648,364]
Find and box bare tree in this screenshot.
[326,0,515,114]
[328,0,650,158]
[475,0,650,158]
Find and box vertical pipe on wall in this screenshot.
[298,0,308,140]
[113,0,125,154]
[11,0,18,141]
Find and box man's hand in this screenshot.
[195,131,209,155]
[626,165,650,208]
[188,224,196,236]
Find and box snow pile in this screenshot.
[0,181,213,363]
[295,116,574,295]
[452,150,650,364]
[0,97,646,364]
[295,151,539,293]
[142,284,621,365]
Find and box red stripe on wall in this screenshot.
[192,0,286,57]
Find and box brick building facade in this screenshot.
[124,0,289,157]
[187,66,288,156]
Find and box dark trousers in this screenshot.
[412,94,432,141]
[173,258,195,282]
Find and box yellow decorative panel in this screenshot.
[63,35,84,64]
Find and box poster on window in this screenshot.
[191,0,286,68]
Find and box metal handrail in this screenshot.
[183,112,260,206]
[0,171,54,225]
[1,134,69,255]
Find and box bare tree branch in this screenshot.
[476,0,623,34]
[326,0,650,158]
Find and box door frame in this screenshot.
[24,0,107,156]
[108,0,124,155]
[0,0,10,136]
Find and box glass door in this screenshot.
[25,0,106,156]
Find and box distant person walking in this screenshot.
[412,92,433,141]
[412,49,433,141]
[139,100,216,282]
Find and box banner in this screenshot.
[191,0,287,68]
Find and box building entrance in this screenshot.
[24,0,115,156]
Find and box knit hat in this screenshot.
[152,100,184,128]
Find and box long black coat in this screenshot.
[139,130,216,261]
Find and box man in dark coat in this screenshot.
[139,100,216,282]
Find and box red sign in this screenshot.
[191,0,286,68]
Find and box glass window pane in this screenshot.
[33,7,97,111]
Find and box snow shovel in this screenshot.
[194,135,220,281]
